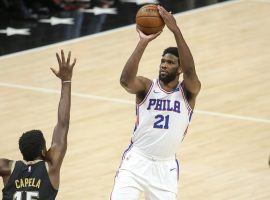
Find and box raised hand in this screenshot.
[137,26,162,43]
[158,5,179,33]
[51,50,76,81]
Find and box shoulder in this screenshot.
[137,76,153,95]
[0,159,12,168]
[137,76,152,87]
[0,159,13,176]
[140,76,155,91]
[136,77,154,104]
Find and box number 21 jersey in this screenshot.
[132,79,193,158]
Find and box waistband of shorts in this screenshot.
[130,146,176,161]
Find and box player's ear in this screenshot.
[177,65,183,74]
[41,145,47,158]
[41,149,46,158]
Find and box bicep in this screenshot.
[46,127,68,170]
[121,76,151,95]
[46,144,66,172]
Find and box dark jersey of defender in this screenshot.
[2,160,57,200]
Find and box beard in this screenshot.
[159,71,178,84]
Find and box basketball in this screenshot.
[136,4,165,35]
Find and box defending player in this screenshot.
[111,6,201,200]
[0,50,76,200]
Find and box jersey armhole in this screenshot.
[45,162,58,192]
[180,82,192,112]
[2,161,16,187]
[45,162,49,171]
[9,161,15,174]
[137,80,154,106]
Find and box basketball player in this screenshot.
[111,6,201,200]
[0,50,76,200]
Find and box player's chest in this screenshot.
[145,92,183,114]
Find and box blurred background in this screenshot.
[0,0,228,56]
[1,0,270,199]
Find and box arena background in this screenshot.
[0,0,269,199]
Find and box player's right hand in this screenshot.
[51,50,77,81]
[158,6,179,33]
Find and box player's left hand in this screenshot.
[158,5,179,33]
[137,26,162,43]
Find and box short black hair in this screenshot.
[19,130,45,161]
[162,47,179,58]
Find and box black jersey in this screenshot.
[2,160,57,200]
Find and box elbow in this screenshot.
[120,75,129,88]
[196,80,202,94]
[193,79,201,95]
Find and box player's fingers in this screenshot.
[56,53,61,66]
[153,31,162,38]
[161,6,168,12]
[147,30,161,39]
[136,25,139,32]
[136,26,142,34]
[159,6,171,19]
[159,9,169,21]
[156,30,162,35]
[50,67,58,76]
[67,51,71,65]
[158,5,166,13]
[157,6,164,16]
[137,28,145,37]
[157,5,163,10]
[61,49,66,63]
[71,58,77,68]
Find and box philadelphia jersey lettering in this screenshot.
[132,79,192,158]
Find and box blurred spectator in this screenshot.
[0,0,92,20]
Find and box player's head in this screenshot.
[19,130,46,161]
[159,47,181,83]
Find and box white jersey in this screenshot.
[131,79,193,158]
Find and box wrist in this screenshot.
[62,80,71,83]
[138,39,149,46]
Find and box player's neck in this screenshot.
[159,79,179,92]
[23,156,44,163]
[22,159,43,165]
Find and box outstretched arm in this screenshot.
[46,50,76,189]
[120,28,162,96]
[158,6,201,98]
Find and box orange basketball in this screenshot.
[136,4,165,35]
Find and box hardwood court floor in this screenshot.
[0,0,270,199]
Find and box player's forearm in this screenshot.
[173,28,196,75]
[52,82,71,143]
[174,28,201,94]
[120,40,148,87]
[58,82,71,128]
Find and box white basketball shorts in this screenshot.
[110,146,179,200]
